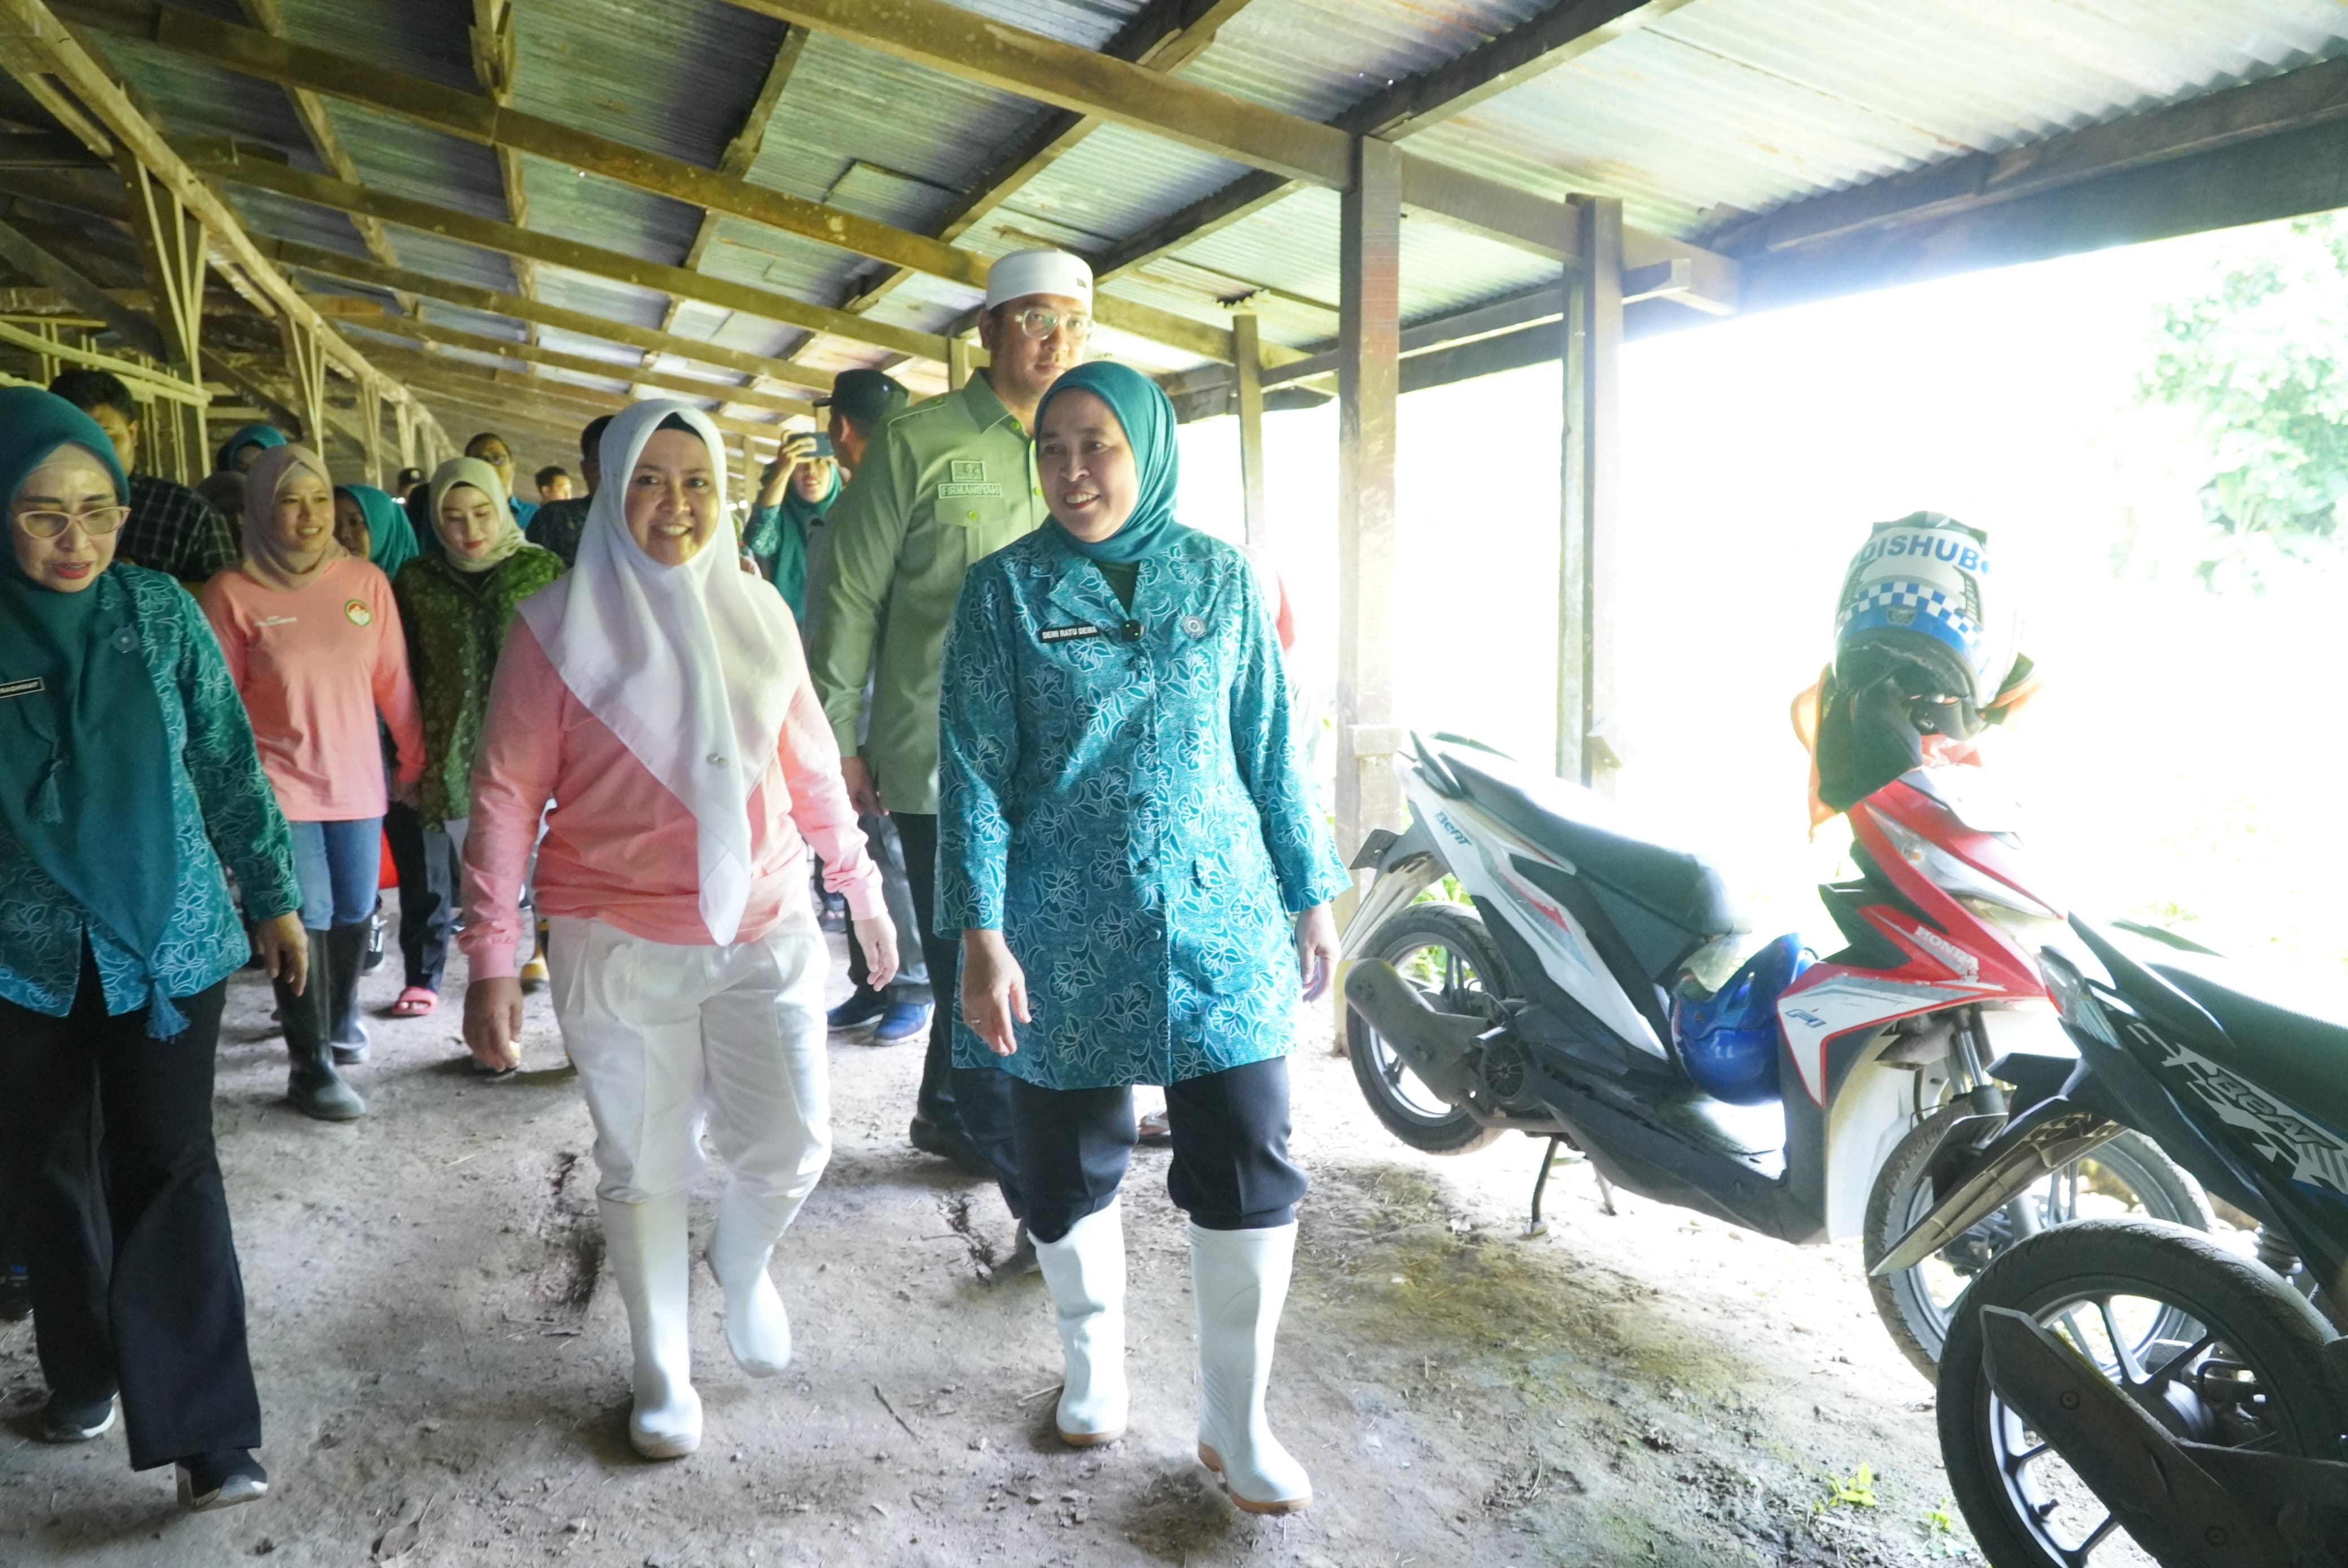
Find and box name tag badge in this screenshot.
[0,677,43,700]
[1039,624,1103,644]
[939,483,1004,498]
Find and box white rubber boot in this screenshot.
[599,1194,702,1459]
[1190,1221,1310,1513]
[1032,1200,1127,1445]
[707,1181,795,1377]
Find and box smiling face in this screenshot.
[1036,388,1137,544]
[267,464,336,566]
[791,457,835,502]
[623,427,719,566]
[436,483,505,564]
[9,445,120,593]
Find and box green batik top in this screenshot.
[808,373,1050,816]
[393,545,564,827]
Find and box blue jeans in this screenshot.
[288,818,382,931]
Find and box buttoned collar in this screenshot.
[958,371,1023,435]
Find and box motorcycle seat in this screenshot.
[1445,756,1740,942]
[2153,963,2348,1141]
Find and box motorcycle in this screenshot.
[1880,918,2348,1567]
[1339,735,2204,1373]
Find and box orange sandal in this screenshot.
[391,987,437,1018]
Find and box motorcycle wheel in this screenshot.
[1346,904,1510,1155]
[1938,1217,2342,1568]
[1863,1110,2210,1381]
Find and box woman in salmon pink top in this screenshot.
[201,444,423,1123]
[459,401,895,1461]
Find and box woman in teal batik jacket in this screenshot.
[938,361,1346,1516]
[0,388,304,1513]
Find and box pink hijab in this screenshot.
[239,443,346,592]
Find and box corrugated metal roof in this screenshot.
[47,0,2348,439]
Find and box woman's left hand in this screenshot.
[1295,903,1338,1001]
[253,912,309,995]
[852,914,899,992]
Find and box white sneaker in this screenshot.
[1190,1222,1310,1513]
[1033,1201,1127,1445]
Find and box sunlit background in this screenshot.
[1174,214,2348,983]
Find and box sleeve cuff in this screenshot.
[844,866,886,924]
[466,939,520,981]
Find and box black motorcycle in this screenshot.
[1877,917,2348,1566]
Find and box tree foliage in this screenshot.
[2143,212,2348,579]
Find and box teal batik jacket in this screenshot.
[938,527,1347,1090]
[0,566,301,1018]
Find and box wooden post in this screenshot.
[1335,136,1403,863]
[1557,195,1624,790]
[947,334,973,391]
[361,382,386,487]
[1233,310,1268,548]
[395,396,418,472]
[120,157,210,483]
[278,312,327,450]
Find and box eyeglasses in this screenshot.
[1011,307,1092,342]
[13,504,130,540]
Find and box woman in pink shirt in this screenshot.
[201,445,423,1123]
[460,401,893,1461]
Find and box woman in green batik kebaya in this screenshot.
[392,455,562,896]
[0,387,304,1512]
[939,361,1346,1515]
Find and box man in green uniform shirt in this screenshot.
[812,248,1094,1242]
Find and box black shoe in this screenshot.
[908,1115,989,1178]
[363,899,387,973]
[1001,1220,1040,1280]
[177,1449,269,1511]
[40,1392,116,1443]
[827,988,888,1033]
[0,1265,28,1321]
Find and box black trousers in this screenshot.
[1011,1057,1308,1245]
[384,800,458,992]
[892,811,1022,1216]
[0,952,258,1469]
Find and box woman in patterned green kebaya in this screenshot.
[0,387,304,1512]
[938,360,1345,1515]
[392,457,562,881]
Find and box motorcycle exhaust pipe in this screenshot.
[1343,960,1487,1106]
[1871,1098,2123,1275]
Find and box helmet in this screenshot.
[1832,511,2011,712]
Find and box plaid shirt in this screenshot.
[117,472,239,582]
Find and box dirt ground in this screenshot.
[0,925,1983,1567]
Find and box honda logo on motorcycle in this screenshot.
[1910,924,1980,979]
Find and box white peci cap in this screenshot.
[983,247,1093,311]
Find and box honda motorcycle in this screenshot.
[1340,735,2203,1373]
[1878,919,2348,1567]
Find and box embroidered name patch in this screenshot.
[344,598,373,627]
[939,483,1004,498]
[1039,624,1103,643]
[0,677,43,700]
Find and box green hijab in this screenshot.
[216,422,286,473]
[339,483,419,581]
[744,461,840,619]
[0,387,186,1036]
[1033,361,1192,564]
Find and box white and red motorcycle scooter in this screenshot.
[1341,733,2206,1373]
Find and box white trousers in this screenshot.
[547,915,832,1208]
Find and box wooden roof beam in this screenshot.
[466,0,540,339]
[367,344,791,444]
[66,1,1248,365]
[345,313,813,418]
[189,152,936,366]
[844,0,1258,316]
[260,236,833,393]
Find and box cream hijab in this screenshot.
[517,400,800,944]
[239,444,346,592]
[427,455,527,574]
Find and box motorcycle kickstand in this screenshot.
[1525,1137,1613,1236]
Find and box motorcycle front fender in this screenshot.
[1872,1096,2123,1275]
[1339,817,1448,960]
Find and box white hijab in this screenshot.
[518,400,798,944]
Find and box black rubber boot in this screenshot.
[281,931,365,1122]
[325,922,370,1063]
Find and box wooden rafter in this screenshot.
[367,343,791,445]
[345,313,814,418]
[260,236,836,393]
[644,24,805,397]
[65,2,1258,365]
[466,0,539,341]
[844,0,1256,316]
[187,152,939,365]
